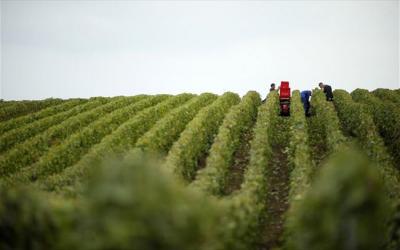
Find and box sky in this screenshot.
[0,0,399,100]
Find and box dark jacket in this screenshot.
[323,85,333,101]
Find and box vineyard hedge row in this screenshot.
[0,98,112,153]
[311,90,346,154]
[0,96,147,178]
[373,88,400,105]
[4,95,164,186]
[284,91,316,247]
[0,98,64,122]
[286,90,314,201]
[333,89,400,198]
[39,94,194,193]
[286,149,390,250]
[192,91,261,196]
[216,91,279,249]
[0,90,399,250]
[164,92,240,183]
[0,99,87,134]
[135,93,218,155]
[0,156,225,250]
[351,89,400,168]
[285,90,395,249]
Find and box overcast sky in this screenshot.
[1,0,399,100]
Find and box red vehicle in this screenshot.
[279,81,291,116]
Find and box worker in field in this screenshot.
[270,83,277,92]
[270,83,281,91]
[263,83,279,103]
[318,82,333,101]
[301,90,312,117]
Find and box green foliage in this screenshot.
[135,93,218,155]
[0,97,111,153]
[192,91,261,196]
[333,89,400,198]
[373,88,400,105]
[0,95,148,177]
[387,201,400,250]
[283,91,316,248]
[65,154,224,250]
[0,99,87,134]
[165,92,240,182]
[0,100,17,109]
[311,90,346,153]
[4,95,164,186]
[306,108,328,166]
[286,149,390,250]
[0,187,61,250]
[0,155,224,250]
[351,88,400,168]
[1,90,399,250]
[286,91,315,202]
[40,94,193,192]
[218,91,279,250]
[0,98,64,122]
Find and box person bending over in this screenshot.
[301,90,312,117]
[318,82,333,101]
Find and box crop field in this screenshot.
[0,88,400,250]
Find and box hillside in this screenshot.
[0,88,400,250]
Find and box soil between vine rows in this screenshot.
[223,123,255,195]
[257,116,291,250]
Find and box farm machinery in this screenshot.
[279,81,291,116]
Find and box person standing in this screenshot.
[301,90,312,117]
[318,82,333,101]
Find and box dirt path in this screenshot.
[223,127,254,195]
[258,116,291,250]
[196,152,209,172]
